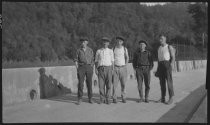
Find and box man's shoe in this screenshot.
[99,99,105,104]
[106,99,110,105]
[89,99,93,104]
[122,98,126,103]
[156,98,165,103]
[113,99,117,103]
[77,99,82,105]
[137,98,144,103]
[166,98,173,105]
[145,98,149,103]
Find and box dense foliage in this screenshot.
[2,2,208,64]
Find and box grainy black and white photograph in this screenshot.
[2,2,208,123]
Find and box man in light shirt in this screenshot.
[95,37,114,104]
[156,34,175,105]
[112,36,129,103]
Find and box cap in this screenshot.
[116,36,125,41]
[138,40,148,46]
[101,37,111,42]
[80,37,89,42]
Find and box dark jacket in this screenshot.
[132,49,154,70]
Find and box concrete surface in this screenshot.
[3,68,206,123]
[156,84,207,123]
[2,60,207,106]
[189,96,207,123]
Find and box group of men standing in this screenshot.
[74,34,175,105]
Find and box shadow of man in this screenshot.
[38,68,48,99]
[38,67,72,99]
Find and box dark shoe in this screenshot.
[113,99,117,103]
[137,98,144,103]
[156,98,165,103]
[107,100,110,105]
[122,98,126,103]
[77,99,82,105]
[106,99,110,105]
[166,98,173,105]
[99,99,105,104]
[89,99,93,104]
[145,98,149,103]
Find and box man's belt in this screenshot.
[159,60,170,63]
[98,65,111,68]
[136,65,150,68]
[79,63,91,66]
[115,65,126,67]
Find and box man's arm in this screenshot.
[74,50,79,69]
[169,45,175,65]
[94,50,99,75]
[132,51,136,68]
[110,49,114,70]
[90,48,95,67]
[148,52,154,70]
[125,47,129,65]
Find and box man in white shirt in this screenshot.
[156,34,175,105]
[95,37,114,104]
[112,36,129,103]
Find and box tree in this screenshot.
[188,2,208,46]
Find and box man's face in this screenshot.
[103,41,109,48]
[81,40,88,48]
[139,42,146,50]
[159,36,166,44]
[116,39,123,46]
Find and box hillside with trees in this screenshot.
[2,2,208,68]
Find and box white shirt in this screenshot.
[114,46,128,66]
[95,48,114,66]
[158,44,170,61]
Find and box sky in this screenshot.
[139,2,167,6]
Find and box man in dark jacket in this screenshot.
[132,40,154,103]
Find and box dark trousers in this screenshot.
[158,61,174,99]
[98,66,112,101]
[136,66,151,99]
[77,64,93,99]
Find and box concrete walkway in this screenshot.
[3,68,207,123]
[189,96,207,123]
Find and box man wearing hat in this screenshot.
[132,40,154,103]
[75,37,94,105]
[95,37,114,104]
[112,36,129,103]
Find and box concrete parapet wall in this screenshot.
[177,60,207,72]
[2,66,76,106]
[2,60,206,106]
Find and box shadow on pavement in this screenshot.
[46,92,101,105]
[47,92,158,105]
[119,97,157,103]
[156,84,206,123]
